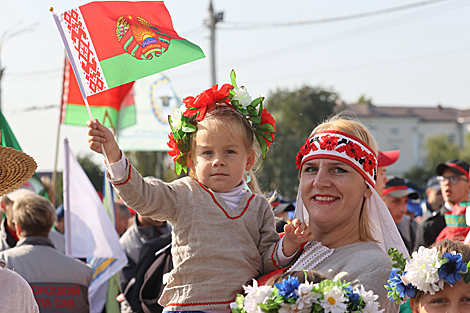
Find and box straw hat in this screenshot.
[0,137,37,197]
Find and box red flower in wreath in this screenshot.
[319,134,339,150]
[363,153,377,175]
[167,134,180,162]
[296,139,317,169]
[337,141,366,159]
[260,108,276,145]
[183,84,234,121]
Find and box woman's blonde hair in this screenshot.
[13,194,56,237]
[411,239,470,310]
[188,106,262,194]
[311,112,378,242]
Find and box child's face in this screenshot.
[192,123,255,193]
[413,280,470,313]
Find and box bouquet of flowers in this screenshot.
[385,246,470,304]
[231,275,383,313]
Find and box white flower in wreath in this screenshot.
[354,285,384,313]
[233,87,253,108]
[170,104,186,130]
[319,285,348,313]
[402,246,443,295]
[297,282,319,308]
[242,280,273,313]
[278,302,310,313]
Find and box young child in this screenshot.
[386,239,470,313]
[87,71,311,312]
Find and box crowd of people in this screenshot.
[1,72,470,313]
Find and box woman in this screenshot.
[387,239,470,313]
[288,114,408,312]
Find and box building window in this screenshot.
[390,128,399,135]
[449,134,455,143]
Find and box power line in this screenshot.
[219,0,452,30]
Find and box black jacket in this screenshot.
[414,204,447,251]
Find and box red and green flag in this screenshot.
[61,59,135,130]
[53,1,205,99]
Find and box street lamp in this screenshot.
[0,21,38,111]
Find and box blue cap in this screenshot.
[56,204,64,219]
[426,176,441,190]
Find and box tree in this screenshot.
[404,134,461,185]
[256,86,338,200]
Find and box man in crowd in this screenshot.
[0,194,92,312]
[376,150,401,196]
[419,176,444,221]
[382,176,420,254]
[1,188,65,253]
[119,199,171,313]
[415,159,470,249]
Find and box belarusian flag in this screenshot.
[61,59,135,131]
[53,1,205,98]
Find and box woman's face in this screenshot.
[300,158,372,231]
[412,280,470,312]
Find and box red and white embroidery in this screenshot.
[61,8,108,96]
[296,130,377,187]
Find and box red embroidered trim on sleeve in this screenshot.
[271,240,282,269]
[165,299,235,308]
[110,163,132,186]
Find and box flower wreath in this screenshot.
[385,246,470,304]
[167,70,276,175]
[295,130,377,187]
[231,276,383,313]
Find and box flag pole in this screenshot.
[51,8,114,177]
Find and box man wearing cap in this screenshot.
[1,189,65,253]
[376,150,401,196]
[382,176,420,254]
[272,198,295,233]
[415,159,470,250]
[419,176,444,221]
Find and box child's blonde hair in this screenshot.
[411,239,470,310]
[188,106,262,194]
[265,270,329,286]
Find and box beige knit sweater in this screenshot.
[108,164,284,311]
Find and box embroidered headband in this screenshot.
[385,247,470,304]
[167,70,276,175]
[296,130,377,187]
[231,276,383,313]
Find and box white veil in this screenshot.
[294,180,409,258]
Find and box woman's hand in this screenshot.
[282,219,313,257]
[86,119,121,163]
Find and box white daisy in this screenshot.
[242,280,273,313]
[169,104,186,130]
[320,285,348,313]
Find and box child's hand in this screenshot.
[86,119,121,163]
[282,219,313,257]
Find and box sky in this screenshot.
[1,0,470,172]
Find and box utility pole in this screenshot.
[206,0,223,86]
[0,22,38,111]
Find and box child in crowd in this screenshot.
[386,239,470,313]
[87,71,310,312]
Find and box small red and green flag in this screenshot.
[53,1,205,99]
[61,59,135,131]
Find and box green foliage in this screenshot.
[404,133,470,184]
[388,248,406,274]
[257,85,337,199]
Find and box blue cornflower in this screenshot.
[344,285,360,302]
[344,285,362,310]
[274,276,300,299]
[439,252,468,285]
[387,268,417,300]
